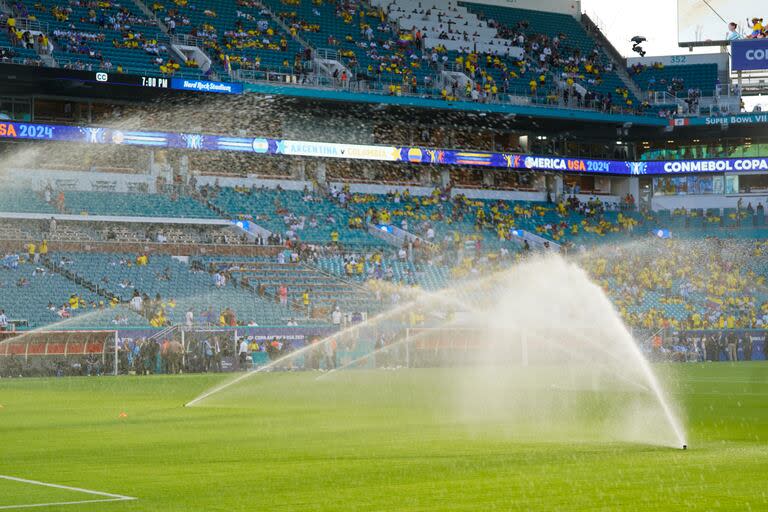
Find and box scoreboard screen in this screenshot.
[678,0,765,46]
[20,67,240,94]
[93,72,170,89]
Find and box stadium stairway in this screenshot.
[43,255,121,305]
[581,12,643,100]
[0,258,105,328]
[18,0,195,76]
[136,0,304,75]
[458,2,638,104]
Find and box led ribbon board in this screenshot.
[1,121,766,176]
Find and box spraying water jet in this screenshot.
[187,254,687,449]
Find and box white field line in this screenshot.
[0,498,131,510]
[0,475,136,510]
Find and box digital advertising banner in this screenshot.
[2,120,768,176]
[732,39,768,71]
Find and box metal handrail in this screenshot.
[9,17,49,33]
[53,57,203,78]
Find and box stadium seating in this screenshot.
[629,63,719,95]
[0,0,706,114]
[23,0,194,76]
[586,238,768,332]
[147,0,303,74]
[62,191,218,218]
[0,189,58,214]
[55,251,308,326]
[0,14,44,65]
[255,0,432,88]
[458,2,637,105]
[316,254,450,291]
[208,187,388,247]
[0,259,103,328]
[0,189,218,219]
[206,257,376,314]
[2,176,768,334]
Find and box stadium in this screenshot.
[0,0,766,509]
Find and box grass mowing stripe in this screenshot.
[0,364,765,511]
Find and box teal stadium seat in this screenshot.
[0,260,102,328]
[57,252,322,326]
[459,3,637,104]
[27,0,201,76]
[63,191,218,218]
[148,0,302,74]
[0,189,58,214]
[209,187,388,247]
[630,63,719,95]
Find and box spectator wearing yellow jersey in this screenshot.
[302,288,311,315]
[27,242,36,263]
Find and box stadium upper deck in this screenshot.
[0,0,742,124]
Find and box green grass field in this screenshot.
[0,363,766,511]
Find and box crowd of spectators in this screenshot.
[0,0,730,116]
[584,238,768,337]
[3,185,768,368]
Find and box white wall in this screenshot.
[626,53,730,73]
[334,182,436,196]
[464,0,580,18]
[3,168,155,193]
[609,177,633,197]
[455,188,544,201]
[0,211,231,225]
[194,175,311,191]
[574,193,621,204]
[5,169,628,204]
[651,194,768,211]
[335,182,618,203]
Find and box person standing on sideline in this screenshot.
[726,332,738,362]
[763,333,768,360]
[201,338,213,372]
[212,337,223,372]
[0,309,8,331]
[743,334,753,361]
[698,336,707,362]
[331,306,342,330]
[238,337,249,369]
[185,308,194,327]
